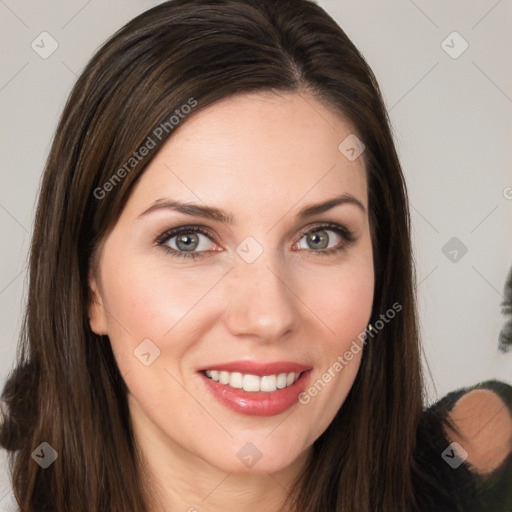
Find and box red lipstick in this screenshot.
[197,360,312,417]
[197,360,310,376]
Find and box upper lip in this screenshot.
[198,360,312,376]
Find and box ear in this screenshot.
[88,267,109,335]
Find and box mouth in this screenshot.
[197,361,312,416]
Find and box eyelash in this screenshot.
[154,223,356,261]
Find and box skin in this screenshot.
[88,91,374,512]
[445,389,512,475]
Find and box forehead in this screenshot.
[124,91,368,218]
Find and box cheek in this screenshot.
[300,254,374,346]
[334,275,373,342]
[104,246,207,330]
[98,242,234,379]
[295,258,373,433]
[98,249,214,368]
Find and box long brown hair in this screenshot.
[0,0,425,510]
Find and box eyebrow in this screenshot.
[137,193,366,224]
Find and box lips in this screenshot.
[196,360,313,416]
[197,360,311,376]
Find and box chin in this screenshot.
[205,439,309,476]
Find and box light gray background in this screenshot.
[1,0,511,508]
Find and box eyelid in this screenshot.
[294,221,354,242]
[154,224,218,246]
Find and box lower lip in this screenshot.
[199,370,312,417]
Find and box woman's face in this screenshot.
[89,91,374,476]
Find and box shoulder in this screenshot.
[444,385,512,475]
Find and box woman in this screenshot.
[0,0,511,510]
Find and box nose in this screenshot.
[223,254,301,342]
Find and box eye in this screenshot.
[155,222,356,261]
[155,226,218,260]
[294,223,355,256]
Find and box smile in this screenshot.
[204,370,301,392]
[197,361,313,416]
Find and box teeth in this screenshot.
[276,373,288,389]
[260,375,276,392]
[243,374,260,392]
[204,370,300,392]
[230,372,243,389]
